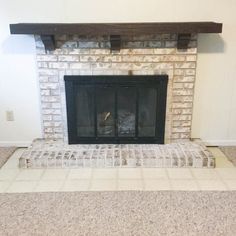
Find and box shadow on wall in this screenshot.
[2,34,225,54]
[197,34,225,53]
[1,35,36,54]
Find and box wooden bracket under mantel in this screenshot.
[40,35,55,51]
[10,22,223,51]
[110,35,121,51]
[177,34,191,49]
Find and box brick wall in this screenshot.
[35,34,197,143]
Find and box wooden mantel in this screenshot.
[10,22,223,51]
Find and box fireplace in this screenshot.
[65,75,168,144]
[8,22,222,144]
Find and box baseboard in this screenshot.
[0,141,31,147]
[202,140,236,146]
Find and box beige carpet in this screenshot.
[0,147,17,168]
[0,191,236,236]
[220,146,236,166]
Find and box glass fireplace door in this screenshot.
[65,75,168,144]
[117,86,136,137]
[96,85,115,137]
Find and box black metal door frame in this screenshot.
[65,75,168,144]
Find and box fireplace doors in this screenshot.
[65,75,168,144]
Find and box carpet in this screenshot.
[0,147,17,168]
[0,191,236,236]
[220,146,236,167]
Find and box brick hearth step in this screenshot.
[19,139,215,168]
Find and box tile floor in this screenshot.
[0,147,236,192]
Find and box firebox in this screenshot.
[65,75,168,144]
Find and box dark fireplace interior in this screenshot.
[65,75,168,144]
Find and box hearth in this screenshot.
[65,75,168,144]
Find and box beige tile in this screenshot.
[118,168,142,179]
[0,148,24,169]
[1,158,19,169]
[197,180,227,190]
[142,168,167,179]
[208,147,227,158]
[92,168,117,179]
[68,169,92,179]
[0,181,11,193]
[0,169,20,181]
[215,156,234,168]
[167,168,193,179]
[10,148,26,159]
[16,169,44,181]
[171,180,199,190]
[208,147,234,168]
[191,169,219,180]
[90,180,117,191]
[41,169,69,180]
[35,181,64,192]
[118,180,144,190]
[6,181,38,193]
[144,180,171,190]
[62,180,90,191]
[224,180,236,190]
[216,168,236,179]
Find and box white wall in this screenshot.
[0,0,236,146]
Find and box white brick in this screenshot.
[48,62,69,69]
[40,83,59,90]
[40,90,50,96]
[41,96,60,102]
[70,63,91,69]
[58,55,79,62]
[37,55,57,61]
[42,109,61,115]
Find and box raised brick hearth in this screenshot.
[35,33,197,143]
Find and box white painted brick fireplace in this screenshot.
[35,33,197,143]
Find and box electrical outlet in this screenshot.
[6,111,14,121]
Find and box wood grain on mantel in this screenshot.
[9,22,223,51]
[10,22,222,35]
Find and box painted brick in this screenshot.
[51,89,61,96]
[174,76,195,83]
[42,109,61,115]
[172,103,193,109]
[165,41,177,48]
[50,103,61,109]
[185,69,196,76]
[143,41,162,48]
[34,34,198,142]
[175,62,196,69]
[37,55,57,61]
[172,127,191,133]
[42,115,53,121]
[172,89,194,96]
[40,90,50,96]
[79,41,99,48]
[37,62,48,68]
[173,121,191,127]
[43,121,62,127]
[48,62,69,69]
[40,83,59,90]
[186,55,197,61]
[172,115,192,121]
[70,63,91,69]
[61,41,78,48]
[38,69,58,76]
[41,96,61,103]
[58,55,79,62]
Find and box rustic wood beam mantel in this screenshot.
[10,22,223,51]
